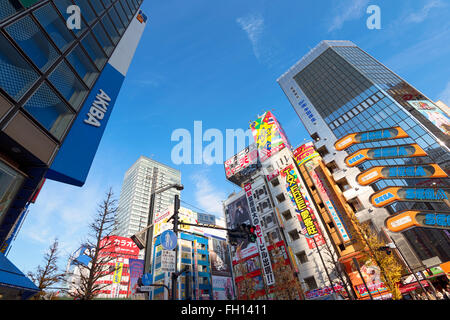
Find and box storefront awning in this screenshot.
[0,252,39,300]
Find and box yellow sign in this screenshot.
[113,261,124,284]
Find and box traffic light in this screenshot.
[227,229,242,246]
[240,224,257,243]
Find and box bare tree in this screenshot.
[27,238,65,300]
[65,188,119,300]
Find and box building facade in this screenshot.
[0,0,146,297]
[277,40,450,272]
[223,111,350,300]
[114,156,182,239]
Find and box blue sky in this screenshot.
[8,0,450,276]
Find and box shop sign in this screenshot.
[357,164,447,186]
[370,187,450,207]
[386,210,450,232]
[345,144,427,167]
[335,127,409,151]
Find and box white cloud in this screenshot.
[328,0,369,32]
[438,81,450,106]
[190,170,226,218]
[405,0,446,23]
[236,13,264,60]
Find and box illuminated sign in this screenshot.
[224,144,259,179]
[357,164,447,186]
[335,127,409,151]
[345,144,427,167]
[386,210,450,232]
[280,165,318,236]
[370,187,450,207]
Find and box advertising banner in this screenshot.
[224,144,259,178]
[244,183,275,286]
[335,127,409,151]
[304,158,352,243]
[293,142,320,166]
[305,283,345,300]
[408,100,450,135]
[128,258,144,296]
[370,187,450,208]
[385,210,450,232]
[99,235,140,257]
[250,111,290,162]
[225,195,258,262]
[349,259,389,299]
[345,144,427,167]
[212,276,234,300]
[280,165,324,244]
[357,164,448,186]
[208,238,232,277]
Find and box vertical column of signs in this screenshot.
[335,127,450,233]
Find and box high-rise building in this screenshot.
[0,0,147,298]
[277,40,450,272]
[114,156,182,240]
[223,111,350,300]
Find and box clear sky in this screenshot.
[8,0,450,276]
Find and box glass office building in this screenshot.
[278,41,450,270]
[0,0,146,298]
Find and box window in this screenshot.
[0,33,39,101]
[295,251,308,264]
[288,229,300,241]
[0,161,25,221]
[281,209,292,220]
[66,45,99,87]
[22,81,74,139]
[304,276,318,291]
[271,178,280,187]
[311,132,320,141]
[348,197,364,212]
[48,60,88,111]
[101,13,121,44]
[276,193,285,203]
[72,0,96,25]
[6,15,59,72]
[81,33,107,69]
[1,1,25,23]
[92,22,114,56]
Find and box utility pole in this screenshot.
[171,194,180,300]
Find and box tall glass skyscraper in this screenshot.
[0,0,146,298]
[114,156,182,239]
[278,40,450,271]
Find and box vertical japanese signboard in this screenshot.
[244,183,275,286]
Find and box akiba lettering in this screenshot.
[84,89,111,127]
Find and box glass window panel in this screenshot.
[81,33,107,69]
[0,1,25,23]
[66,45,99,87]
[6,15,59,72]
[114,2,129,26]
[0,33,39,101]
[126,0,136,11]
[89,0,105,16]
[101,13,120,44]
[33,3,75,52]
[92,22,114,56]
[48,59,88,111]
[72,0,96,25]
[120,0,133,19]
[0,161,25,222]
[23,81,74,139]
[101,0,112,8]
[108,7,125,35]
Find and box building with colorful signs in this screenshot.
[277,40,450,288]
[0,0,147,298]
[149,207,234,300]
[223,111,349,300]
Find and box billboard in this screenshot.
[46,10,147,186]
[128,258,144,296]
[357,164,448,186]
[244,182,275,286]
[345,144,427,167]
[370,187,450,208]
[335,127,409,151]
[304,158,352,243]
[225,195,258,262]
[385,210,450,232]
[293,142,320,166]
[250,111,290,162]
[99,235,140,257]
[408,100,450,135]
[349,259,389,299]
[208,237,232,277]
[224,144,259,179]
[212,276,234,300]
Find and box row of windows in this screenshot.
[0,0,142,141]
